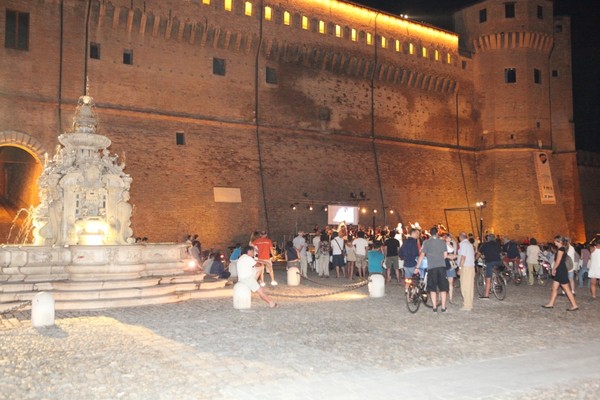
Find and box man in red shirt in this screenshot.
[252,231,277,286]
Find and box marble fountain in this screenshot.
[0,95,230,311]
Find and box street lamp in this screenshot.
[476,201,487,243]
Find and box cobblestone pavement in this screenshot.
[1,269,599,400]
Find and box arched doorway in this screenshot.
[0,132,46,243]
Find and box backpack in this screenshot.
[565,254,574,272]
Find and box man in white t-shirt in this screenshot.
[352,231,369,278]
[237,246,278,308]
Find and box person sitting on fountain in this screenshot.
[237,245,279,308]
[210,251,231,279]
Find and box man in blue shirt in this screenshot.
[368,242,385,275]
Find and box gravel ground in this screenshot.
[1,269,599,400]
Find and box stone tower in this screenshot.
[454,0,584,239]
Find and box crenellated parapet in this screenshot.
[88,0,460,95]
[471,31,554,54]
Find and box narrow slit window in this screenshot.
[351,28,357,42]
[422,46,427,58]
[266,67,277,84]
[202,0,210,4]
[264,6,272,20]
[366,32,372,45]
[302,16,308,30]
[381,36,387,48]
[244,2,252,16]
[447,53,452,64]
[90,42,101,59]
[479,8,487,23]
[537,5,543,19]
[176,132,185,145]
[213,58,226,76]
[409,43,414,55]
[505,68,517,83]
[224,0,232,12]
[395,40,400,52]
[505,2,516,18]
[283,11,291,26]
[123,49,133,65]
[434,50,439,61]
[335,25,342,38]
[319,20,325,34]
[534,68,541,84]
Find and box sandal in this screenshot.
[566,307,579,311]
[541,305,554,309]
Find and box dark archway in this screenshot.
[0,146,42,243]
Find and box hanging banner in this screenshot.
[533,152,556,204]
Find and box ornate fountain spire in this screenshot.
[71,94,99,135]
[33,92,133,246]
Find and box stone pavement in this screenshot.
[1,269,599,400]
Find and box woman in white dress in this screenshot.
[588,241,600,299]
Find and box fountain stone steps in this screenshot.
[53,287,233,310]
[0,277,231,309]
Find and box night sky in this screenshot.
[352,0,600,152]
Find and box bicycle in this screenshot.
[502,255,524,286]
[405,269,433,313]
[531,255,552,286]
[475,260,507,300]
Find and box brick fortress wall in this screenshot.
[0,0,587,247]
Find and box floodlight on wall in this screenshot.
[291,204,297,210]
[373,209,378,214]
[322,206,328,212]
[307,205,314,211]
[350,192,357,198]
[361,208,367,214]
[359,192,366,199]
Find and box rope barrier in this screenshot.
[0,300,32,315]
[266,273,369,298]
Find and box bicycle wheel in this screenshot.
[476,270,485,297]
[422,289,434,308]
[492,274,507,300]
[513,270,522,286]
[406,283,421,313]
[538,272,549,287]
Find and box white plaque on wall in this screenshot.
[533,152,556,205]
[213,187,242,203]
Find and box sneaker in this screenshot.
[271,281,278,286]
[441,308,447,313]
[260,282,266,287]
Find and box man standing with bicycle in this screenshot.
[415,227,449,313]
[478,234,503,299]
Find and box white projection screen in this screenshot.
[327,205,359,225]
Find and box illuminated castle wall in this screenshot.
[0,0,587,246]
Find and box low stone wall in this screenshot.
[0,243,191,283]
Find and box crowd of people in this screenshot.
[185,225,600,311]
